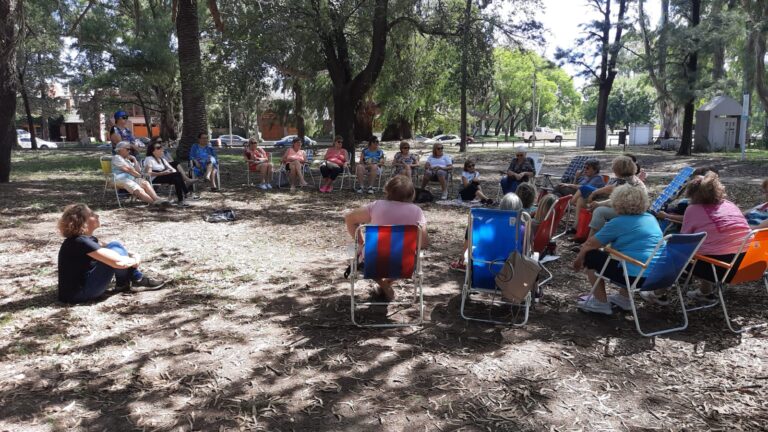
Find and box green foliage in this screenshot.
[582,77,655,129]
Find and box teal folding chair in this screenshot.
[590,232,706,337]
[350,224,425,328]
[460,208,534,326]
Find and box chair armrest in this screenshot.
[604,246,647,268]
[694,254,732,269]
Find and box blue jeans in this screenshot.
[75,242,143,302]
[500,176,522,195]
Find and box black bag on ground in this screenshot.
[205,209,236,223]
[414,188,434,204]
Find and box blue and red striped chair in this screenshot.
[350,224,425,327]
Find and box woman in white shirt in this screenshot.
[420,143,453,199]
[144,142,190,207]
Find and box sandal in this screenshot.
[449,261,466,272]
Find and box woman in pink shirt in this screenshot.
[681,173,751,302]
[345,175,429,301]
[281,137,308,192]
[319,135,348,193]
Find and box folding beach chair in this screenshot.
[649,166,695,213]
[532,194,572,286]
[349,224,425,327]
[100,156,133,208]
[590,232,707,337]
[352,157,386,192]
[686,228,768,333]
[541,155,590,189]
[460,208,534,326]
[245,151,274,187]
[277,148,315,188]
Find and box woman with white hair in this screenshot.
[500,146,535,194]
[573,184,662,315]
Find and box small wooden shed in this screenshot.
[693,95,742,152]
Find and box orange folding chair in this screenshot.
[686,228,768,333]
[532,194,572,286]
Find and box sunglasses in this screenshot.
[153,146,163,150]
[435,147,444,150]
[120,116,128,120]
[516,153,524,157]
[401,146,410,149]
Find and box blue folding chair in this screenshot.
[460,208,534,326]
[650,167,695,213]
[350,225,425,327]
[591,232,706,337]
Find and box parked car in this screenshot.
[519,127,563,143]
[17,137,58,149]
[424,134,461,146]
[411,134,428,143]
[217,134,249,147]
[273,135,317,148]
[17,129,30,137]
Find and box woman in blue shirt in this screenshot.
[190,132,220,191]
[573,184,662,315]
[355,136,385,194]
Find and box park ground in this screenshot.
[1,144,767,431]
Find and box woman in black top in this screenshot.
[57,204,166,303]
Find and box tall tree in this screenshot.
[748,0,768,146]
[677,0,700,156]
[557,0,629,150]
[0,0,23,183]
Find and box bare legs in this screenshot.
[288,160,307,191]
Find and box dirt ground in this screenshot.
[1,146,767,431]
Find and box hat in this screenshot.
[115,141,131,150]
[114,110,128,120]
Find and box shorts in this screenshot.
[247,160,266,172]
[115,178,143,193]
[358,164,383,175]
[579,184,597,199]
[459,183,479,201]
[584,249,645,287]
[426,169,449,180]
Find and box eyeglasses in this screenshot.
[120,116,128,120]
[401,146,410,149]
[335,140,342,143]
[435,147,444,150]
[515,153,524,157]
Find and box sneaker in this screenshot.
[639,290,670,306]
[265,183,273,189]
[132,276,166,290]
[686,288,716,303]
[259,183,269,190]
[607,293,632,311]
[367,187,375,194]
[177,200,190,208]
[577,296,613,315]
[441,191,448,200]
[114,281,131,292]
[356,187,364,194]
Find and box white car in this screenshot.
[411,134,428,143]
[17,129,30,137]
[17,137,58,149]
[217,134,249,147]
[520,127,563,143]
[424,134,461,146]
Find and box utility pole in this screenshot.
[227,95,233,148]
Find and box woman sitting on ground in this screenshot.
[57,204,166,304]
[450,192,524,272]
[744,178,768,229]
[573,185,662,314]
[112,142,170,207]
[244,138,273,190]
[676,173,751,303]
[458,160,493,205]
[392,141,420,179]
[553,159,605,197]
[281,137,309,192]
[143,141,191,207]
[189,132,220,191]
[345,176,429,301]
[516,182,537,215]
[500,146,535,194]
[355,136,385,194]
[319,135,348,193]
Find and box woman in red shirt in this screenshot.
[319,135,348,193]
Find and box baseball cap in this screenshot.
[115,141,131,150]
[114,110,128,120]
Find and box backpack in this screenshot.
[413,188,434,204]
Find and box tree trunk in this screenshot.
[175,0,208,160]
[595,83,610,150]
[154,85,178,141]
[293,80,305,142]
[40,85,49,139]
[677,0,700,156]
[458,0,472,153]
[751,1,768,148]
[659,100,681,138]
[381,118,412,141]
[0,0,22,182]
[136,92,154,139]
[18,69,38,150]
[333,89,356,163]
[711,0,726,81]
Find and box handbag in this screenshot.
[324,161,341,170]
[494,251,541,302]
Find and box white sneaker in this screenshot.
[577,296,613,315]
[355,187,364,194]
[441,191,448,200]
[266,183,273,189]
[258,183,268,190]
[686,288,716,303]
[607,293,632,311]
[639,290,670,306]
[367,187,375,194]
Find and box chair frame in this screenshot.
[142,158,175,201]
[460,210,534,326]
[496,153,543,200]
[188,158,222,192]
[245,151,275,187]
[685,228,768,333]
[352,160,387,193]
[590,232,707,337]
[350,224,425,328]
[532,194,573,286]
[278,148,316,188]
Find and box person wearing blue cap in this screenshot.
[109,110,143,155]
